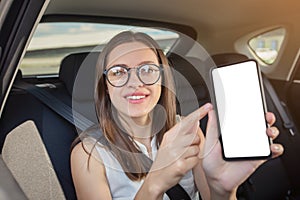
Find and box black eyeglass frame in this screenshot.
[103,64,164,87]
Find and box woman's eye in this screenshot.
[111,68,127,76]
[143,69,153,73]
[141,65,156,74]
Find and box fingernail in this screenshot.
[270,128,276,135]
[205,103,212,110]
[273,145,281,152]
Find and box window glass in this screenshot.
[20,23,179,76]
[248,28,285,65]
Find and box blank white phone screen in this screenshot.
[212,61,270,159]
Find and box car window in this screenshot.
[19,22,179,76]
[248,28,286,65]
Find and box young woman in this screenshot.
[71,31,283,200]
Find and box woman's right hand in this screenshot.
[138,103,212,198]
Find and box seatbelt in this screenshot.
[262,76,300,196]
[263,75,295,136]
[14,81,192,200]
[14,81,94,132]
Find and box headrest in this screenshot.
[168,53,207,89]
[59,52,100,96]
[168,53,210,115]
[211,53,248,66]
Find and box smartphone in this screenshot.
[211,60,271,160]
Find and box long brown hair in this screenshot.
[83,31,177,181]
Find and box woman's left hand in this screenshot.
[200,107,284,199]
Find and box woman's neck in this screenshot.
[117,113,153,149]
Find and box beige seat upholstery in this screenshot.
[2,120,65,200]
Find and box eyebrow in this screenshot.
[137,61,157,66]
[109,61,157,68]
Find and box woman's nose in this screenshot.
[127,71,143,87]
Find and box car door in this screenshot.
[0,0,49,115]
[0,0,49,199]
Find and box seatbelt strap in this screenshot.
[14,81,94,132]
[165,182,191,199]
[14,81,192,200]
[263,76,295,136]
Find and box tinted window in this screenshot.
[248,28,285,65]
[20,23,179,76]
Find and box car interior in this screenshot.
[0,0,300,199]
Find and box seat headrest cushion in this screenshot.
[59,52,100,97]
[211,53,248,66]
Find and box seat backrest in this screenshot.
[0,51,100,200]
[2,120,65,200]
[43,51,100,198]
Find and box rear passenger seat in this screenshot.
[0,52,100,199]
[1,50,299,200]
[0,51,211,199]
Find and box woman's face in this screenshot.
[105,41,162,125]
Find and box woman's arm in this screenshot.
[136,104,213,199]
[192,126,210,200]
[193,160,210,200]
[71,142,112,200]
[71,142,163,200]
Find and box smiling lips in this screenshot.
[125,93,149,104]
[127,95,145,100]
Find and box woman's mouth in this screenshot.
[125,93,149,103]
[126,95,146,100]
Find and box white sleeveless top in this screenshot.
[95,136,199,200]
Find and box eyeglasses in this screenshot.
[103,64,163,87]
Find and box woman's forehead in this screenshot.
[107,42,158,66]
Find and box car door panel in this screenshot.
[0,0,49,199]
[0,0,49,116]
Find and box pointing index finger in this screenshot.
[180,103,213,130]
